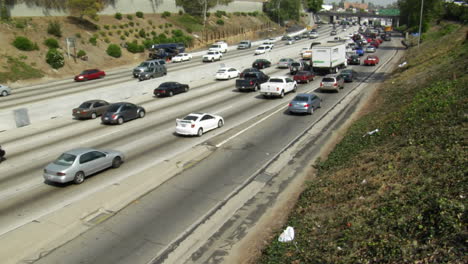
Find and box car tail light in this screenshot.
[56,172,66,176]
[288,103,292,107]
[276,87,279,91]
[320,82,323,87]
[250,81,254,85]
[191,124,195,128]
[304,104,310,108]
[333,83,337,86]
[111,114,118,119]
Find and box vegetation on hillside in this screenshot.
[258,22,467,263]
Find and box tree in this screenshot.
[398,0,444,33]
[306,0,324,13]
[67,0,104,21]
[264,0,301,25]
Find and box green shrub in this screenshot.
[252,11,259,17]
[215,10,226,18]
[13,36,38,51]
[178,10,184,15]
[89,36,97,46]
[127,14,133,20]
[234,12,241,16]
[129,29,134,33]
[117,30,121,34]
[171,29,184,37]
[206,12,211,17]
[47,21,62,37]
[15,19,26,29]
[108,31,113,36]
[106,44,121,58]
[151,30,156,36]
[1,5,11,21]
[104,25,110,30]
[104,37,110,43]
[119,24,124,29]
[138,29,146,38]
[148,20,153,25]
[115,12,122,20]
[112,25,117,29]
[44,38,59,49]
[75,33,81,38]
[124,31,129,36]
[136,11,144,18]
[162,11,171,18]
[186,28,192,33]
[158,24,163,29]
[99,31,106,37]
[134,33,139,38]
[126,42,145,53]
[216,19,224,25]
[45,48,64,69]
[77,50,86,58]
[129,21,134,27]
[241,12,247,16]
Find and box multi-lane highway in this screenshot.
[0,24,404,264]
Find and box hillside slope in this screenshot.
[258,22,467,263]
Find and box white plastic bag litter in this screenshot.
[278,226,295,242]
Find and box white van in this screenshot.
[209,41,228,53]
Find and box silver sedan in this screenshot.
[0,84,11,97]
[43,148,124,184]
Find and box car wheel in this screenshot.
[255,84,259,91]
[309,107,314,115]
[112,157,122,168]
[169,91,174,97]
[318,101,322,108]
[73,171,85,184]
[293,85,297,93]
[218,119,224,128]
[117,117,124,125]
[184,87,189,92]
[1,91,8,96]
[279,90,284,98]
[211,58,214,62]
[139,111,145,118]
[197,128,203,137]
[91,112,97,119]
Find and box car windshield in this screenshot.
[296,71,308,76]
[210,45,220,48]
[107,104,121,112]
[217,69,227,73]
[244,73,257,78]
[207,52,215,55]
[138,62,149,67]
[257,47,265,50]
[53,153,76,166]
[175,54,183,57]
[183,115,199,121]
[322,78,335,82]
[78,102,92,108]
[159,83,172,88]
[80,70,91,75]
[240,41,248,45]
[291,63,301,67]
[269,78,283,83]
[293,96,309,102]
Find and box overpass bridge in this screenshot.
[318,10,400,27]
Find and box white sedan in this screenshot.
[215,67,240,80]
[0,84,11,97]
[175,113,224,137]
[255,45,271,55]
[171,53,192,63]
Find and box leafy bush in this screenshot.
[112,25,117,29]
[129,21,134,27]
[178,10,184,15]
[216,19,224,25]
[104,37,110,43]
[120,35,126,40]
[115,12,122,20]
[15,19,26,29]
[136,22,140,26]
[104,25,110,30]
[44,38,59,49]
[234,12,241,16]
[89,36,97,46]
[138,29,146,38]
[215,10,226,18]
[45,49,64,69]
[108,31,113,36]
[126,42,145,53]
[158,24,163,29]
[126,14,133,20]
[77,50,86,58]
[162,11,171,18]
[136,11,144,18]
[1,5,10,21]
[99,31,106,37]
[13,36,38,51]
[47,21,62,37]
[75,33,81,38]
[206,12,211,17]
[119,24,124,29]
[106,44,121,58]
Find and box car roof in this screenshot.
[82,99,105,103]
[64,148,98,155]
[270,76,289,79]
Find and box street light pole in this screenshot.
[418,0,424,47]
[277,0,281,26]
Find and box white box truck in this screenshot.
[312,43,347,74]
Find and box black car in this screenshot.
[339,69,358,83]
[252,59,271,69]
[101,102,145,125]
[240,67,261,78]
[294,35,301,40]
[347,55,361,65]
[154,82,189,97]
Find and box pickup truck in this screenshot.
[260,76,297,98]
[235,71,269,92]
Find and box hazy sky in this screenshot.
[323,0,398,7]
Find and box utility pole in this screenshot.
[418,0,424,47]
[277,0,281,26]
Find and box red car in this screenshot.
[376,38,384,44]
[74,69,106,81]
[293,71,315,83]
[370,41,380,48]
[364,55,379,66]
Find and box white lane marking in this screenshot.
[215,103,287,148]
